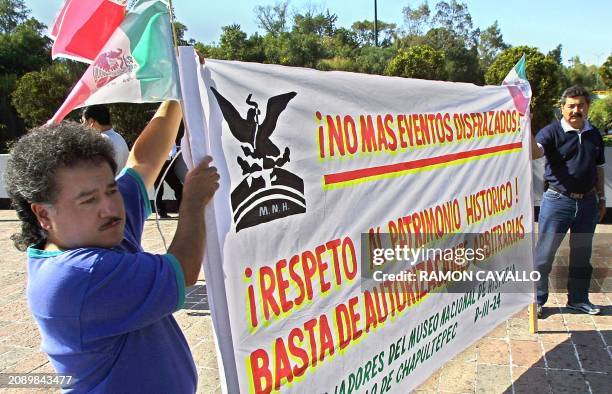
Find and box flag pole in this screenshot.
[167,0,180,56]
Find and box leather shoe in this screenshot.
[566,301,600,315]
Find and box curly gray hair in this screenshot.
[5,122,117,251]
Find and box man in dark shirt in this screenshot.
[531,86,605,317]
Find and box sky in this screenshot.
[26,0,612,66]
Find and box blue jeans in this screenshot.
[535,189,598,305]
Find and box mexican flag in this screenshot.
[50,0,179,124]
[502,54,531,116]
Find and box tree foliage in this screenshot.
[172,21,194,46]
[218,24,249,60]
[0,18,50,75]
[599,54,612,88]
[547,44,563,65]
[11,61,85,127]
[386,45,446,80]
[351,19,397,47]
[403,2,431,36]
[353,46,396,75]
[432,0,475,44]
[565,56,604,91]
[254,1,288,36]
[0,73,21,150]
[0,1,51,151]
[0,0,28,34]
[402,1,485,82]
[200,0,492,85]
[423,28,481,83]
[486,46,564,131]
[1,0,606,151]
[589,95,612,132]
[478,21,508,70]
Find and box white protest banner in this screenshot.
[178,48,535,394]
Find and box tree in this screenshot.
[316,27,361,71]
[403,0,477,46]
[400,0,482,83]
[217,24,249,60]
[589,95,612,132]
[260,33,286,64]
[351,19,397,47]
[423,28,482,83]
[282,29,325,68]
[172,21,193,46]
[0,73,21,151]
[432,0,476,45]
[0,2,50,151]
[254,1,288,36]
[386,45,446,80]
[263,9,340,68]
[324,27,359,58]
[320,45,395,75]
[11,61,85,127]
[485,46,564,131]
[0,18,50,75]
[193,41,217,59]
[403,2,431,36]
[600,54,612,88]
[354,46,396,75]
[209,24,265,62]
[565,56,604,91]
[547,44,562,65]
[478,21,508,70]
[293,10,337,37]
[0,0,28,34]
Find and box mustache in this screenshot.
[570,113,583,118]
[99,217,122,231]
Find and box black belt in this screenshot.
[547,186,596,200]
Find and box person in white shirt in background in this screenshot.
[82,105,130,175]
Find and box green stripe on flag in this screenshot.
[125,0,179,100]
[514,55,527,80]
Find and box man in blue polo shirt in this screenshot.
[531,86,605,317]
[5,100,219,392]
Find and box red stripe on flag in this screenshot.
[505,85,530,116]
[52,0,126,62]
[49,80,92,124]
[323,142,523,185]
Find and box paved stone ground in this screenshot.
[0,211,610,393]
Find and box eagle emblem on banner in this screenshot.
[211,87,306,232]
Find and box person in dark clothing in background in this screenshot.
[154,144,184,218]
